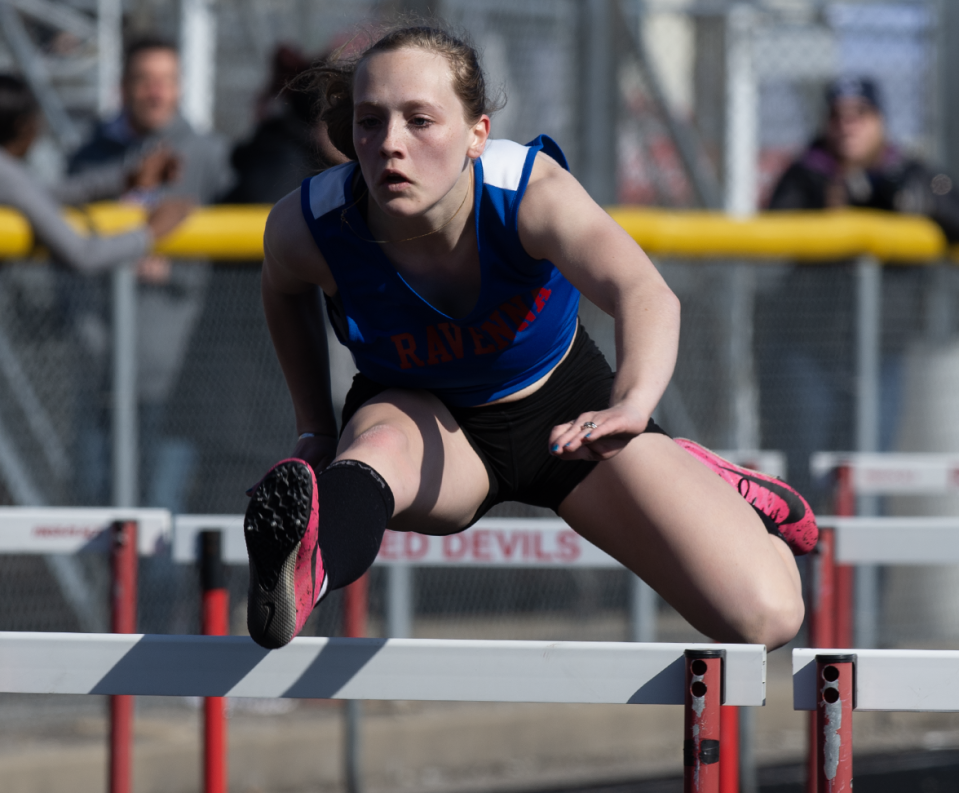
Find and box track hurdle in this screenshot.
[803,513,959,791]
[807,512,959,647]
[794,647,959,791]
[0,632,765,793]
[175,506,783,793]
[0,507,171,793]
[809,452,959,649]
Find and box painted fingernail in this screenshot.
[552,444,560,452]
[585,433,592,439]
[564,442,572,448]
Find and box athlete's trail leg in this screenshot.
[559,433,804,648]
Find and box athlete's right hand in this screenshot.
[291,433,340,475]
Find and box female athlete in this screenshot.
[245,24,817,650]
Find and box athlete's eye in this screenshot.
[356,117,381,130]
[409,116,433,128]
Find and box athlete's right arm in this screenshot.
[262,189,340,470]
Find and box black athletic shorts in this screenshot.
[340,326,667,525]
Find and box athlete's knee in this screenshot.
[737,587,805,649]
[344,422,415,461]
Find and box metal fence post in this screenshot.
[855,255,881,649]
[343,575,368,793]
[581,0,616,204]
[723,11,758,790]
[386,565,413,639]
[97,0,121,116]
[629,574,656,643]
[112,266,138,509]
[739,706,758,793]
[180,0,217,133]
[724,3,757,219]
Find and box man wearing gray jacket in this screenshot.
[68,35,233,512]
[0,74,188,271]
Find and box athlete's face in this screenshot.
[352,47,489,220]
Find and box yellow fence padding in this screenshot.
[0,207,33,256]
[607,207,947,262]
[0,203,956,263]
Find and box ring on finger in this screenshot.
[581,421,598,431]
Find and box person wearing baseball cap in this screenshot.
[769,76,959,231]
[759,76,959,509]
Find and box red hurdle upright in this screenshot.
[815,654,855,792]
[200,530,229,793]
[684,649,724,793]
[833,466,855,649]
[719,704,738,793]
[806,462,857,793]
[109,520,137,793]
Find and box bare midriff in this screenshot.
[476,321,580,407]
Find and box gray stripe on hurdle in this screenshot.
[0,633,766,705]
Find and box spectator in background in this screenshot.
[768,76,959,235]
[68,35,234,514]
[760,76,959,506]
[0,74,190,272]
[225,43,349,205]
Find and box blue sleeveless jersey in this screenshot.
[300,135,580,407]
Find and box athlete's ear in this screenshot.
[467,114,490,159]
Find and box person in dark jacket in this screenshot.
[760,77,959,505]
[224,44,349,205]
[224,45,317,205]
[769,76,959,237]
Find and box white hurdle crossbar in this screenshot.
[0,633,766,705]
[811,452,959,495]
[794,647,959,712]
[817,516,959,565]
[0,507,171,555]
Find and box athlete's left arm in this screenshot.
[518,153,681,461]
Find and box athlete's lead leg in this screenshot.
[335,388,490,534]
[244,388,489,648]
[559,433,805,648]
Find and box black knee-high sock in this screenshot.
[315,459,394,593]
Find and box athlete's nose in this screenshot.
[380,117,406,159]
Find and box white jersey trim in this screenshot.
[480,139,528,192]
[309,162,353,219]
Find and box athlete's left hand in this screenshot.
[549,404,651,462]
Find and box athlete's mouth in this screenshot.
[380,170,410,187]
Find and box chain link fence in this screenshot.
[0,0,956,658]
